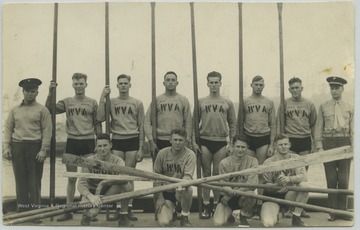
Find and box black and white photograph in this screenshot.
[1,0,357,228]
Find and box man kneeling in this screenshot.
[261,133,309,227]
[213,134,258,227]
[154,129,196,227]
[77,133,133,227]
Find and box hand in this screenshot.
[49,80,57,91]
[276,174,290,186]
[149,140,158,154]
[156,198,169,214]
[3,149,12,160]
[278,186,289,193]
[36,150,47,163]
[220,195,231,207]
[136,149,144,162]
[87,194,102,207]
[101,85,111,98]
[192,142,201,154]
[267,144,274,157]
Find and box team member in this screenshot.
[192,71,237,219]
[153,129,196,227]
[3,78,52,223]
[98,74,144,221]
[77,133,132,227]
[46,73,101,221]
[261,133,308,227]
[144,71,192,160]
[315,76,353,221]
[213,134,258,227]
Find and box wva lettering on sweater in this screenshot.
[68,107,88,116]
[114,106,134,115]
[246,105,268,114]
[159,103,180,112]
[166,163,182,173]
[286,109,309,118]
[204,104,225,113]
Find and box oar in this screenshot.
[150,2,157,164]
[104,2,111,135]
[277,3,286,133]
[189,2,202,218]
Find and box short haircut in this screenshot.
[232,134,249,145]
[207,71,222,82]
[164,71,178,80]
[72,73,87,82]
[274,133,289,143]
[170,128,187,139]
[117,74,131,82]
[252,75,263,83]
[288,77,302,85]
[96,133,111,142]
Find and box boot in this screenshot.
[200,203,211,219]
[81,214,91,226]
[239,214,250,227]
[180,215,192,227]
[292,215,306,227]
[118,214,134,227]
[128,206,138,221]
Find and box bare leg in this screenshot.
[261,202,280,227]
[213,203,232,226]
[200,146,213,204]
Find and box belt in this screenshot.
[323,133,350,138]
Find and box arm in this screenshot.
[349,104,354,148]
[192,103,201,153]
[36,107,53,162]
[238,158,259,192]
[309,102,317,151]
[137,102,145,162]
[183,152,196,181]
[96,86,110,123]
[45,81,66,114]
[314,104,324,150]
[227,100,237,141]
[144,104,157,153]
[183,98,193,143]
[289,166,307,184]
[275,105,281,135]
[3,110,15,160]
[93,100,102,135]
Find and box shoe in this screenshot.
[200,203,211,219]
[300,210,310,218]
[328,214,337,221]
[107,211,119,221]
[239,214,250,227]
[227,214,235,223]
[180,215,192,227]
[128,207,138,221]
[337,214,353,221]
[118,214,134,227]
[251,204,261,220]
[57,213,73,222]
[172,211,179,221]
[81,215,91,226]
[292,215,306,227]
[284,210,292,218]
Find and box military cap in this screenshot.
[326,76,347,86]
[19,78,42,90]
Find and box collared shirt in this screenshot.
[4,100,52,150]
[315,99,353,149]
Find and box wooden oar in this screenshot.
[104,2,111,135]
[150,2,157,164]
[63,172,353,195]
[277,3,286,133]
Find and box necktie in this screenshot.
[334,101,346,129]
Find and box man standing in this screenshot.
[3,78,52,223]
[213,134,258,227]
[46,73,101,221]
[192,71,237,219]
[315,76,353,221]
[153,129,196,227]
[144,71,192,160]
[260,134,308,227]
[98,74,144,221]
[77,133,132,227]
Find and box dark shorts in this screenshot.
[219,195,242,210]
[263,191,287,208]
[246,134,270,151]
[112,137,140,152]
[289,136,311,153]
[65,138,95,156]
[156,139,172,150]
[199,138,227,154]
[163,191,177,204]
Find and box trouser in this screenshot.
[322,136,351,210]
[11,141,43,212]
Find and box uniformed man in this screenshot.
[315,76,353,221]
[3,78,52,223]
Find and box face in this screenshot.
[233,140,248,158]
[207,76,222,93]
[23,88,39,102]
[72,78,87,95]
[288,82,303,98]
[251,80,265,95]
[163,73,178,91]
[170,134,186,152]
[276,138,291,155]
[117,78,131,93]
[95,139,112,159]
[330,85,343,100]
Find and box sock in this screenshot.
[293,212,300,217]
[119,212,128,215]
[181,211,190,216]
[203,201,210,205]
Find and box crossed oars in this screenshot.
[3,146,353,225]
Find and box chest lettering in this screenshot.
[68,107,88,116]
[166,163,182,173]
[246,105,268,114]
[204,104,225,113]
[114,106,134,115]
[159,103,180,112]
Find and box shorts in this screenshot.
[163,191,177,204]
[199,138,227,154]
[65,138,95,156]
[289,136,311,153]
[263,191,287,209]
[156,139,172,150]
[219,195,242,210]
[246,134,270,151]
[112,137,140,152]
[219,194,256,213]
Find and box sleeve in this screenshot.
[192,101,200,143]
[290,166,308,183]
[269,100,277,143]
[77,167,92,197]
[45,94,66,114]
[183,98,193,141]
[349,103,354,145]
[40,107,53,150]
[227,100,237,139]
[219,159,230,182]
[309,102,317,129]
[153,151,164,187]
[262,160,274,184]
[314,104,324,149]
[183,151,196,180]
[144,104,154,141]
[246,159,259,185]
[275,105,281,135]
[3,109,15,150]
[93,100,102,135]
[138,102,145,141]
[96,94,106,122]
